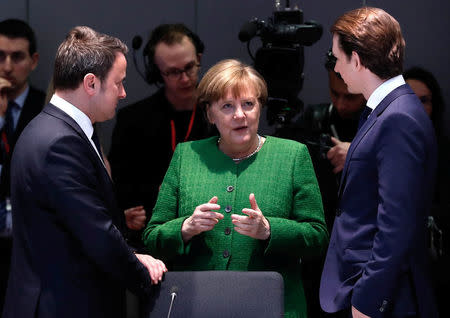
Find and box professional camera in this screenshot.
[238,0,322,126]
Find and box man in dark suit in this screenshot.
[108,24,211,248]
[0,19,46,313]
[320,7,438,318]
[2,26,167,318]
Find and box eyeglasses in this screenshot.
[0,50,28,64]
[160,62,200,80]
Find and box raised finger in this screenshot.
[199,203,221,212]
[195,218,220,227]
[242,208,259,219]
[232,219,253,230]
[249,193,259,211]
[231,214,248,223]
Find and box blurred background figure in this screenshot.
[0,18,45,313]
[404,66,450,317]
[108,23,212,249]
[142,59,328,318]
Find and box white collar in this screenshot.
[11,85,29,109]
[50,94,94,139]
[366,75,405,110]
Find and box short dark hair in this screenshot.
[143,23,204,84]
[53,26,128,91]
[331,7,405,79]
[0,19,37,55]
[404,66,445,134]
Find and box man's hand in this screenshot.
[135,253,167,284]
[327,136,350,174]
[0,78,12,117]
[124,206,147,230]
[352,306,371,318]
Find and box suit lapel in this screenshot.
[338,84,412,197]
[14,87,45,145]
[44,103,111,178]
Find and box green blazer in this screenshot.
[143,136,328,317]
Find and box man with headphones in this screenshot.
[108,24,211,249]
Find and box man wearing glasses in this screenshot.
[109,23,211,249]
[0,19,45,314]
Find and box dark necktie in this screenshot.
[357,106,372,130]
[4,100,17,142]
[0,101,17,233]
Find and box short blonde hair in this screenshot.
[197,59,268,109]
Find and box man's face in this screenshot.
[328,70,365,119]
[332,34,359,95]
[0,35,38,98]
[93,53,127,122]
[154,36,200,103]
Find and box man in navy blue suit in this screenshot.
[2,26,167,318]
[320,7,438,318]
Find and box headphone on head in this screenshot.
[143,23,205,85]
[324,49,336,71]
[324,48,342,79]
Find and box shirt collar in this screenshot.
[11,85,29,110]
[49,94,94,139]
[366,75,405,110]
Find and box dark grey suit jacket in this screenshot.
[3,103,152,318]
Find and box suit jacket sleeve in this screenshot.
[351,112,433,314]
[39,134,152,295]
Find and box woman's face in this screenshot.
[207,84,261,149]
[406,79,433,116]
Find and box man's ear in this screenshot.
[197,53,203,64]
[351,51,362,70]
[83,73,98,96]
[30,52,39,71]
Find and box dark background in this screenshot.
[2,0,449,153]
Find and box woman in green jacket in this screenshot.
[142,59,328,317]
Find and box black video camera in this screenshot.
[238,1,322,126]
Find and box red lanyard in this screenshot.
[170,104,197,152]
[1,131,10,155]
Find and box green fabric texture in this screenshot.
[143,136,328,317]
